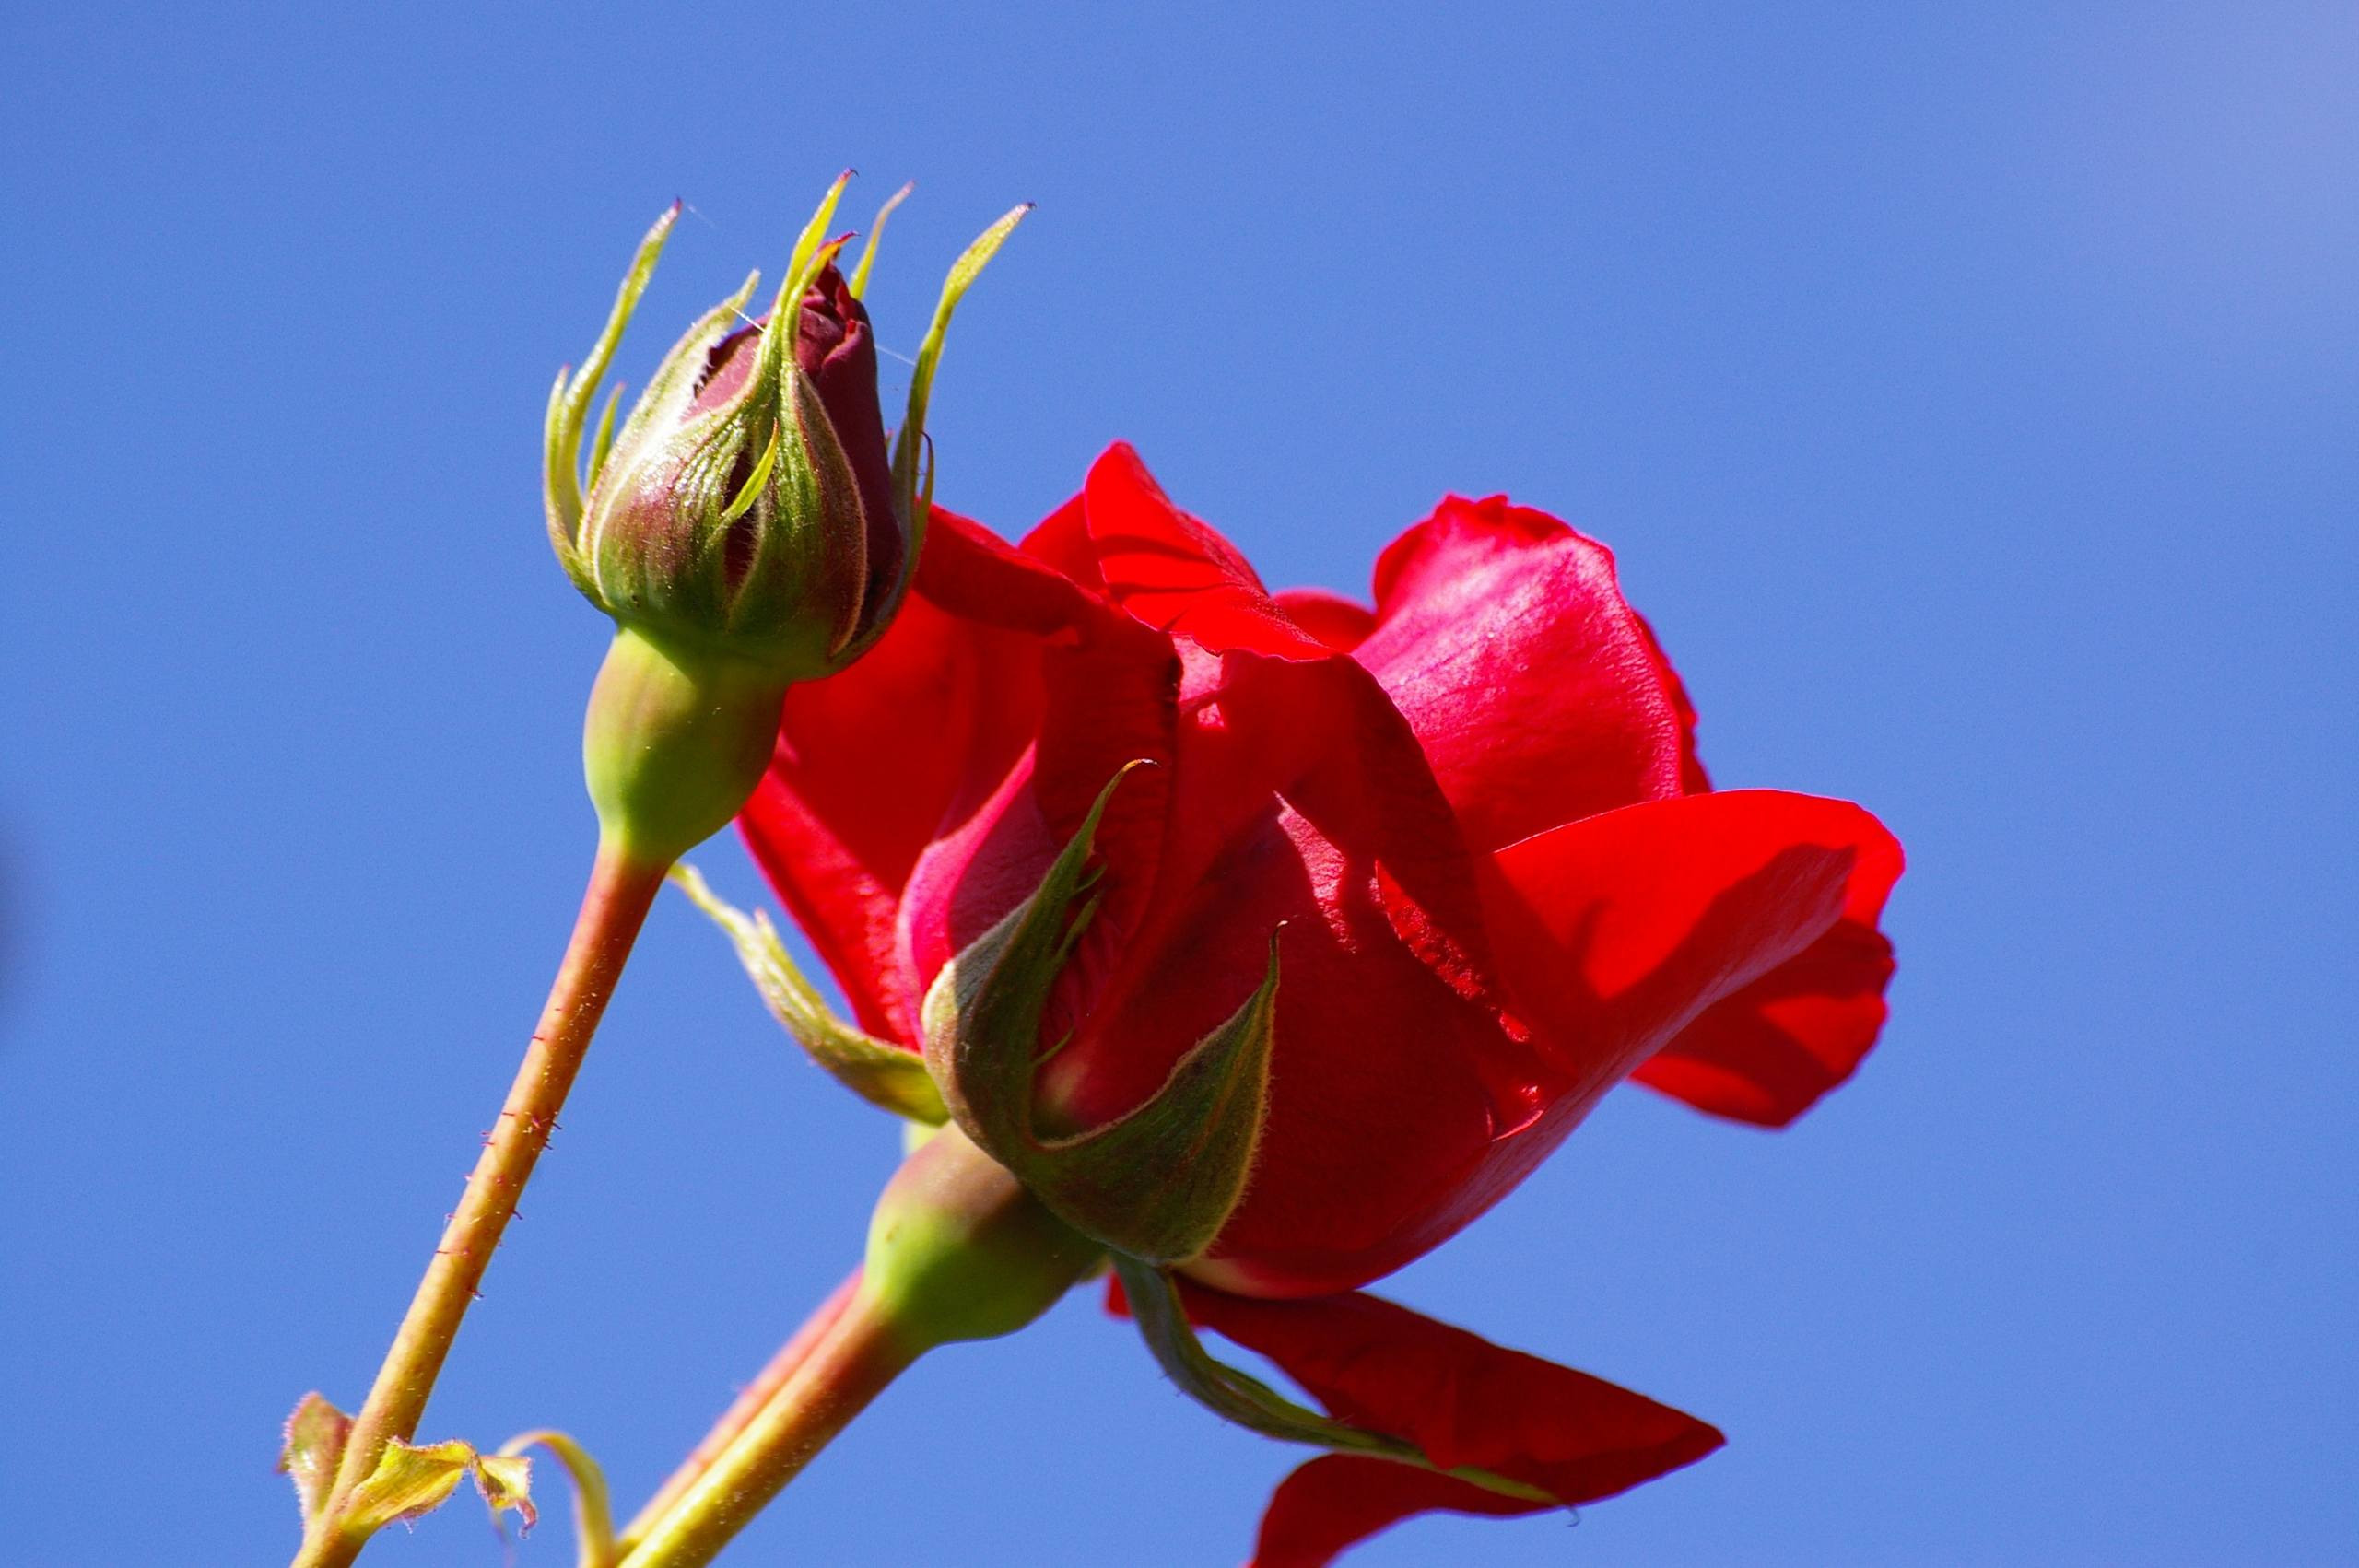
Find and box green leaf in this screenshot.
[1111,1256,1554,1505]
[340,1437,475,1533]
[277,1392,351,1522]
[499,1430,614,1568]
[671,864,945,1123]
[473,1450,537,1534]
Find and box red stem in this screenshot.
[616,1276,916,1568]
[614,1269,865,1554]
[294,845,668,1568]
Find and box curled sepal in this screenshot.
[670,863,945,1124]
[921,764,1279,1264]
[889,202,1033,552]
[1109,1255,1554,1507]
[849,181,914,298]
[278,1392,352,1522]
[498,1431,614,1568]
[546,204,678,585]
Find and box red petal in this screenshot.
[894,504,1182,990]
[1069,448,1502,999]
[1481,790,1901,1110]
[1078,443,1326,658]
[1173,1285,1721,1568]
[1251,1459,1543,1568]
[1356,496,1690,850]
[738,516,1043,1041]
[1631,609,1711,794]
[1631,860,1900,1126]
[1068,781,1532,1293]
[918,499,1109,638]
[1271,588,1375,653]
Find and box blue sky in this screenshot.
[4,2,2353,1563]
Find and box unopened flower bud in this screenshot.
[570,252,898,681]
[542,179,1028,864]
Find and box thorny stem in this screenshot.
[616,1277,919,1568]
[614,1270,866,1555]
[292,844,669,1568]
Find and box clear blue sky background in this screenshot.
[4,3,2353,1564]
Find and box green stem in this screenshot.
[612,1270,865,1556]
[617,1279,920,1568]
[293,844,669,1568]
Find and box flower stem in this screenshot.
[616,1127,1099,1567]
[617,1278,920,1568]
[612,1270,865,1556]
[294,842,669,1568]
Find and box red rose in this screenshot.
[740,442,1901,1562]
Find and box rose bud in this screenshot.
[567,232,894,683]
[542,180,1025,866]
[696,442,1901,1562]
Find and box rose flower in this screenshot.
[731,443,1902,1563]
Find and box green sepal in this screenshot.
[670,863,945,1123]
[748,178,851,418]
[887,202,1032,590]
[1109,1255,1555,1506]
[763,329,872,658]
[717,426,780,524]
[499,1430,613,1567]
[848,181,914,298]
[583,381,626,496]
[278,1392,352,1522]
[920,764,1280,1265]
[546,204,678,578]
[571,269,761,625]
[1038,939,1276,1263]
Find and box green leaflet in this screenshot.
[277,1392,352,1522]
[323,1434,538,1544]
